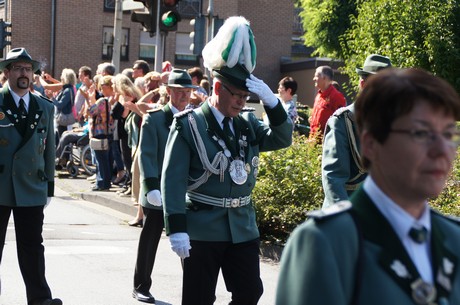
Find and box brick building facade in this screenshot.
[0,0,294,90]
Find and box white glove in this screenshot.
[146,190,162,206]
[169,232,191,259]
[45,197,52,209]
[246,74,278,108]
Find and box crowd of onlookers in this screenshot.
[10,60,212,227]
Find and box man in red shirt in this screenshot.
[309,66,346,142]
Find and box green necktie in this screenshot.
[222,117,234,141]
[409,226,428,244]
[18,98,27,119]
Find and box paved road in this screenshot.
[0,173,280,305]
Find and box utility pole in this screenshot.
[154,0,163,72]
[112,0,123,72]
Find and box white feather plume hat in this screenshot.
[202,16,256,91]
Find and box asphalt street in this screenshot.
[0,171,280,305]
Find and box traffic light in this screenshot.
[159,0,181,32]
[189,16,205,55]
[131,0,156,34]
[0,20,11,50]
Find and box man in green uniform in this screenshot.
[322,54,392,208]
[161,16,293,305]
[132,69,196,303]
[276,68,460,305]
[0,48,61,305]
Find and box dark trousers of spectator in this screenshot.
[182,238,263,305]
[110,139,125,173]
[120,136,132,184]
[133,208,164,293]
[55,132,81,160]
[94,147,112,189]
[0,206,53,303]
[56,124,68,143]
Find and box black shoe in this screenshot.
[128,218,143,227]
[132,289,155,303]
[91,186,110,191]
[31,298,63,305]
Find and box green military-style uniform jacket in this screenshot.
[162,100,292,243]
[276,188,460,305]
[0,86,55,206]
[322,104,366,208]
[138,103,173,210]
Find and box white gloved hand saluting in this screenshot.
[146,190,162,206]
[246,74,278,109]
[169,232,191,259]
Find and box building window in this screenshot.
[139,31,156,62]
[174,32,199,66]
[104,0,116,12]
[102,27,130,61]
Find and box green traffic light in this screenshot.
[161,11,179,27]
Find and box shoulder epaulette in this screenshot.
[31,91,53,104]
[307,200,352,220]
[241,106,255,112]
[146,106,163,114]
[174,108,194,119]
[431,209,460,226]
[332,106,349,117]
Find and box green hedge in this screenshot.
[253,134,460,245]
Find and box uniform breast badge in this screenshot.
[229,159,247,185]
[0,111,5,120]
[411,278,437,304]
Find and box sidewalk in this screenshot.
[54,170,284,262]
[54,171,138,219]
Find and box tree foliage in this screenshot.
[298,0,460,93]
[299,0,357,58]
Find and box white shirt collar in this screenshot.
[363,176,431,242]
[8,84,30,109]
[207,100,231,127]
[169,102,181,114]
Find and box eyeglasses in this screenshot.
[11,66,33,73]
[221,83,250,101]
[390,128,460,147]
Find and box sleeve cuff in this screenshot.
[264,101,288,126]
[165,214,187,235]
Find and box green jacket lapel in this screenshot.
[163,103,173,127]
[20,93,42,146]
[351,188,422,296]
[431,212,458,299]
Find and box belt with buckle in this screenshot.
[187,191,251,208]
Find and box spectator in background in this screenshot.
[46,68,77,140]
[112,74,144,226]
[308,65,346,142]
[85,75,115,191]
[277,76,298,128]
[122,68,134,82]
[97,62,116,76]
[132,60,150,93]
[187,66,208,109]
[276,67,460,305]
[136,71,163,114]
[322,54,392,208]
[74,66,92,126]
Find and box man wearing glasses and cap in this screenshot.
[322,54,392,208]
[0,48,61,305]
[161,16,293,305]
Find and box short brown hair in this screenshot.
[355,68,460,167]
